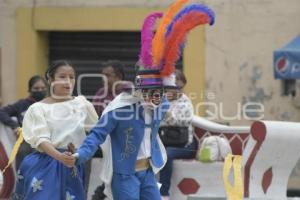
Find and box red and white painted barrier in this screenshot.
[170,116,300,199]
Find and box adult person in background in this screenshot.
[13,60,98,200]
[0,75,47,169]
[91,60,127,200]
[92,60,125,116]
[159,70,198,200]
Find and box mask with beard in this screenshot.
[140,98,159,110]
[135,89,163,110]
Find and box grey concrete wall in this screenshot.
[204,0,300,124]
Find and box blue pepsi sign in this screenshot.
[273,34,300,79]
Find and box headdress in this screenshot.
[135,0,215,89]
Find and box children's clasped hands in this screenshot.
[59,151,77,168]
[59,143,78,168]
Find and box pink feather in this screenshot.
[139,12,163,69]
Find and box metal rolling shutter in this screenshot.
[49,31,183,97]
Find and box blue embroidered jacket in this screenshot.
[77,99,169,174]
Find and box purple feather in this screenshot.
[139,12,163,69]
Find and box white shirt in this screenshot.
[137,106,152,159]
[160,93,194,144]
[22,96,98,151]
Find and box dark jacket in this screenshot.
[0,97,35,129]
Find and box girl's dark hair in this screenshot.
[28,75,47,91]
[45,60,74,81]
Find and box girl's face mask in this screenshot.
[30,91,47,101]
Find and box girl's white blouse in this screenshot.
[22,96,98,151]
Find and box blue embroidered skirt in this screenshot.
[13,151,85,200]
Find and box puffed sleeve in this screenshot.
[78,96,99,132]
[22,104,51,151]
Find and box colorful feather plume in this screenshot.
[161,11,214,76]
[152,0,189,67]
[139,12,163,69]
[137,1,215,79]
[166,4,215,36]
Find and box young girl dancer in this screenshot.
[13,60,98,200]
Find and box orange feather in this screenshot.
[152,0,189,67]
[161,12,210,76]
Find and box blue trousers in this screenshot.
[111,168,161,200]
[159,140,197,196]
